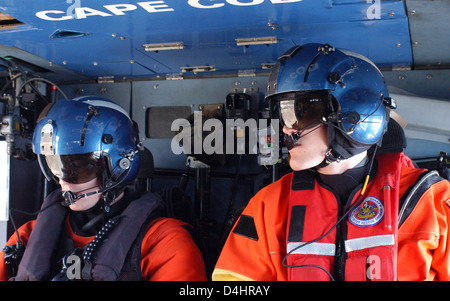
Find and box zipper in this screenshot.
[333,184,364,281]
[332,189,347,281]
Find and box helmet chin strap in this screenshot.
[314,148,342,169]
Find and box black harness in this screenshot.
[9,189,162,281]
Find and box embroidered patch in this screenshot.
[349,196,384,227]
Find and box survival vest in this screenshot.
[11,189,162,281]
[285,153,403,281]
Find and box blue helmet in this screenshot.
[267,43,394,160]
[32,96,141,189]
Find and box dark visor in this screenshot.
[45,153,104,184]
[268,91,332,131]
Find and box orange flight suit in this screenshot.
[213,153,450,281]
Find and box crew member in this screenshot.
[213,43,450,281]
[0,96,206,281]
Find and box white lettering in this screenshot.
[138,1,175,13]
[35,10,72,21]
[171,118,192,155]
[203,118,224,155]
[225,118,257,154]
[366,0,381,20]
[193,111,203,154]
[66,254,81,280]
[367,255,381,280]
[188,0,302,8]
[35,0,301,21]
[270,0,302,3]
[179,285,213,298]
[171,114,279,161]
[66,0,81,19]
[226,0,264,6]
[74,7,112,19]
[188,0,225,9]
[104,4,138,15]
[223,285,271,296]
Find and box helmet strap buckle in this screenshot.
[325,148,342,164]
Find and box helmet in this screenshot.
[267,43,393,160]
[32,96,141,190]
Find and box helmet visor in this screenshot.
[268,91,332,131]
[45,153,104,184]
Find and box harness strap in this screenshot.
[13,189,66,281]
[398,170,444,227]
[86,191,162,280]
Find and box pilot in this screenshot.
[0,96,206,281]
[213,43,450,281]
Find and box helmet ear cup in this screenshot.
[326,120,374,161]
[118,157,131,170]
[346,111,361,127]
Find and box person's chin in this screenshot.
[289,155,324,171]
[68,195,101,212]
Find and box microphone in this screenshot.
[62,188,103,206]
[284,121,325,150]
[284,132,301,150]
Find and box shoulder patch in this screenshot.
[233,215,258,241]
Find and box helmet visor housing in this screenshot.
[268,91,332,131]
[44,152,104,184]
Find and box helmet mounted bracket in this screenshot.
[40,121,55,156]
[80,105,100,147]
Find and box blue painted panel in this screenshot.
[0,0,412,79]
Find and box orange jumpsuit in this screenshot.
[0,216,207,281]
[213,155,450,281]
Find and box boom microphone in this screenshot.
[62,188,103,206]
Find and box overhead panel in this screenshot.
[0,0,412,80]
[404,0,450,67]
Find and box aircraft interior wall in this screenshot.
[3,70,449,275]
